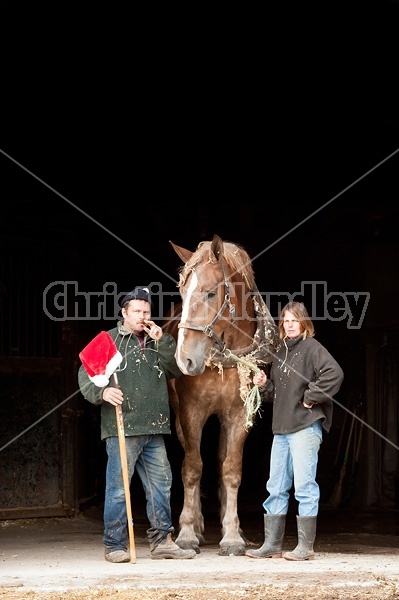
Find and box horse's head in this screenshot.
[170,235,257,376]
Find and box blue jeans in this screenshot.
[263,420,323,517]
[103,435,174,551]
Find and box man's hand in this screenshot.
[143,320,163,341]
[102,386,124,406]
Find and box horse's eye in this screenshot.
[206,291,217,301]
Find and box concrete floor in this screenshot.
[1,505,399,595]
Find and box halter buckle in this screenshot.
[203,325,213,338]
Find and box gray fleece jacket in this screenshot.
[262,335,344,434]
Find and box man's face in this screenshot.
[122,299,151,334]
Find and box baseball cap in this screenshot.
[120,286,152,307]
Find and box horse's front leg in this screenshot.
[175,435,205,553]
[217,421,249,556]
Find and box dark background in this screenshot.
[1,0,399,520]
[2,1,398,270]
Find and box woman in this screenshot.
[246,301,344,561]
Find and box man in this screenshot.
[78,286,196,562]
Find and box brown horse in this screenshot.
[163,235,279,555]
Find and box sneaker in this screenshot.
[104,549,130,563]
[151,534,196,560]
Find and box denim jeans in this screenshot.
[103,435,174,551]
[263,420,323,517]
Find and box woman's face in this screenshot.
[282,310,303,339]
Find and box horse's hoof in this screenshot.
[219,544,246,556]
[176,541,201,554]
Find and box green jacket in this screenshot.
[78,322,182,440]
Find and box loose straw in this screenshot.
[227,351,263,430]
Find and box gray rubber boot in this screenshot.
[283,516,317,561]
[245,514,286,558]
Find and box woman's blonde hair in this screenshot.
[278,301,315,340]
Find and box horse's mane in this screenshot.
[178,240,255,290]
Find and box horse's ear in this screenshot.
[210,234,224,262]
[169,241,193,264]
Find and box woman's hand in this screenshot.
[253,370,267,388]
[303,400,315,409]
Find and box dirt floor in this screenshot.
[1,506,399,600]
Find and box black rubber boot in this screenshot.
[245,514,286,558]
[283,516,317,561]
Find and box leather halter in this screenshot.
[177,258,236,353]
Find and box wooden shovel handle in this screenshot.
[112,373,136,563]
